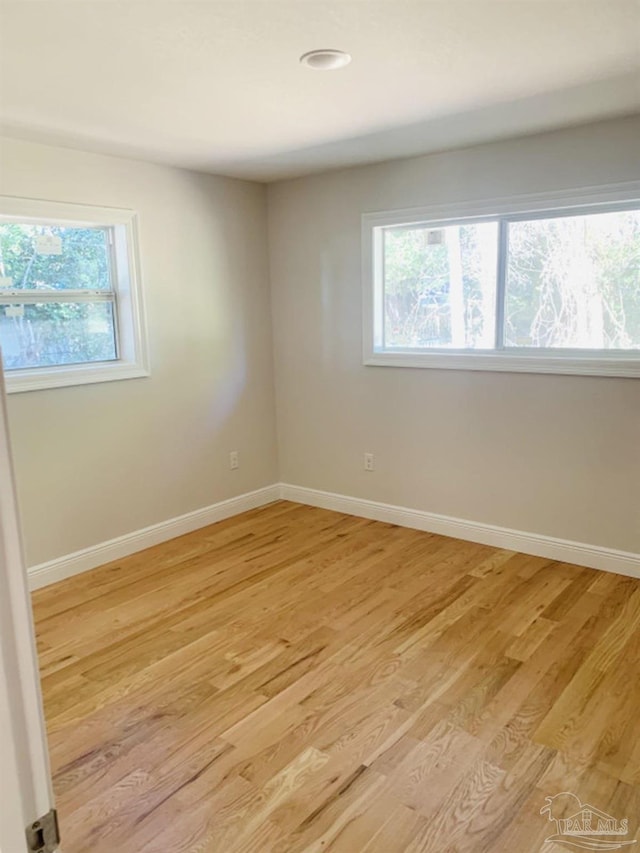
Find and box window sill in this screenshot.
[364,350,640,378]
[4,360,150,393]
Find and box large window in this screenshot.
[0,197,148,392]
[363,186,640,376]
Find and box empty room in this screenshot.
[0,2,639,852]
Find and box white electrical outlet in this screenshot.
[229,451,239,470]
[364,452,375,472]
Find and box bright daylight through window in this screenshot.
[0,198,148,392]
[364,192,640,377]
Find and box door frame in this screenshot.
[0,362,57,852]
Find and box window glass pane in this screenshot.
[505,210,640,350]
[0,301,117,369]
[383,222,498,349]
[0,223,112,291]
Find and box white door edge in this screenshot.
[0,358,57,852]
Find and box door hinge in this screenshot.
[26,809,60,852]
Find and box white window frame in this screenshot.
[362,181,640,378]
[0,196,149,393]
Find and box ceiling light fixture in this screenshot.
[299,49,352,71]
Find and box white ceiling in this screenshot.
[0,1,639,182]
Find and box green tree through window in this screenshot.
[0,223,118,369]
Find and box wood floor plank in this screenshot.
[32,501,640,852]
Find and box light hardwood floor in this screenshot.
[32,501,640,852]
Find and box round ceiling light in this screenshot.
[299,49,352,71]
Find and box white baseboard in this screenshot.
[27,485,281,590]
[279,484,640,578]
[28,482,640,590]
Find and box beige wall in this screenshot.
[2,117,639,566]
[267,116,640,553]
[0,138,278,566]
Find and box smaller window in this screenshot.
[0,197,148,392]
[363,185,640,377]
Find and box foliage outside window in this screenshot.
[363,187,640,377]
[0,198,148,392]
